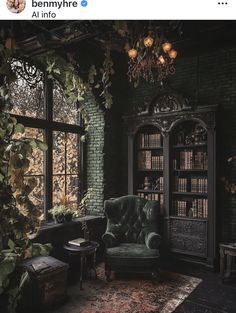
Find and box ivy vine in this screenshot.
[0,35,51,313]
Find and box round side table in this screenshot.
[64,241,99,290]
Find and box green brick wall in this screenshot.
[83,92,105,215]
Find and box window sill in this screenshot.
[40,215,105,232]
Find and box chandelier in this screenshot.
[126,31,177,87]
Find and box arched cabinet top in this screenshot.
[124,91,217,136]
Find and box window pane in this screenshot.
[26,175,44,210]
[53,81,80,125]
[9,59,45,119]
[53,131,66,174]
[26,128,44,175]
[67,133,79,174]
[53,131,80,207]
[53,175,65,205]
[66,175,79,207]
[14,127,45,214]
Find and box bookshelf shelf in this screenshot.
[172,143,207,149]
[172,192,208,196]
[137,146,163,150]
[169,216,208,222]
[173,169,207,172]
[125,97,216,268]
[137,189,163,194]
[138,169,163,172]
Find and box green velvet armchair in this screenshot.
[102,195,161,280]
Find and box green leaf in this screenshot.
[35,140,48,152]
[0,173,4,182]
[0,127,6,138]
[14,123,25,134]
[53,68,61,75]
[8,239,15,250]
[0,257,17,292]
[19,271,29,289]
[29,139,37,148]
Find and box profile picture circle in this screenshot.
[7,0,26,13]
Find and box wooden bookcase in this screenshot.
[124,91,217,268]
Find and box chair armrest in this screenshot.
[102,232,118,248]
[145,232,161,249]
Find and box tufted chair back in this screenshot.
[104,195,160,244]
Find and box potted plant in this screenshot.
[49,205,73,223]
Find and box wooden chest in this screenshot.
[21,256,69,311]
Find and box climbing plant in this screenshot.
[0,36,51,313]
[0,26,115,312]
[43,47,115,124]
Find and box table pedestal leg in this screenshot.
[220,247,225,279]
[80,256,84,290]
[93,250,97,278]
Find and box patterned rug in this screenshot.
[48,264,202,313]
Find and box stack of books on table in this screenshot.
[68,238,90,247]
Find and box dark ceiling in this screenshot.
[0,20,236,57]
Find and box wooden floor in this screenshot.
[164,261,236,313]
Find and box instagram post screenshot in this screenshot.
[0,2,236,313]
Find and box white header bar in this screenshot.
[0,0,235,20]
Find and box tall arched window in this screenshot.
[9,59,84,220]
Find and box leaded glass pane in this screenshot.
[13,128,44,175]
[53,131,66,174]
[67,133,79,174]
[53,81,80,125]
[9,59,45,118]
[53,131,79,207]
[26,175,44,209]
[53,175,66,205]
[66,175,79,207]
[14,127,45,213]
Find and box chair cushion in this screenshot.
[106,243,159,258]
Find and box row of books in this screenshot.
[174,177,188,192]
[172,199,208,218]
[138,133,162,148]
[158,176,164,192]
[173,200,188,217]
[192,199,208,218]
[137,192,164,209]
[138,151,163,170]
[179,150,208,170]
[191,178,207,193]
[151,155,164,170]
[173,177,208,193]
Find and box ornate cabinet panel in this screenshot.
[170,218,207,257]
[124,90,217,268]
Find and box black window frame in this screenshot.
[11,74,85,221]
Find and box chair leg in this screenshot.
[105,264,112,282]
[151,271,158,283]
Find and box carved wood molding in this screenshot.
[124,109,216,136]
[151,92,191,114]
[124,89,216,136]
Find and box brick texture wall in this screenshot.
[83,91,105,215]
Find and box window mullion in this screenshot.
[44,76,53,220]
[65,132,67,200]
